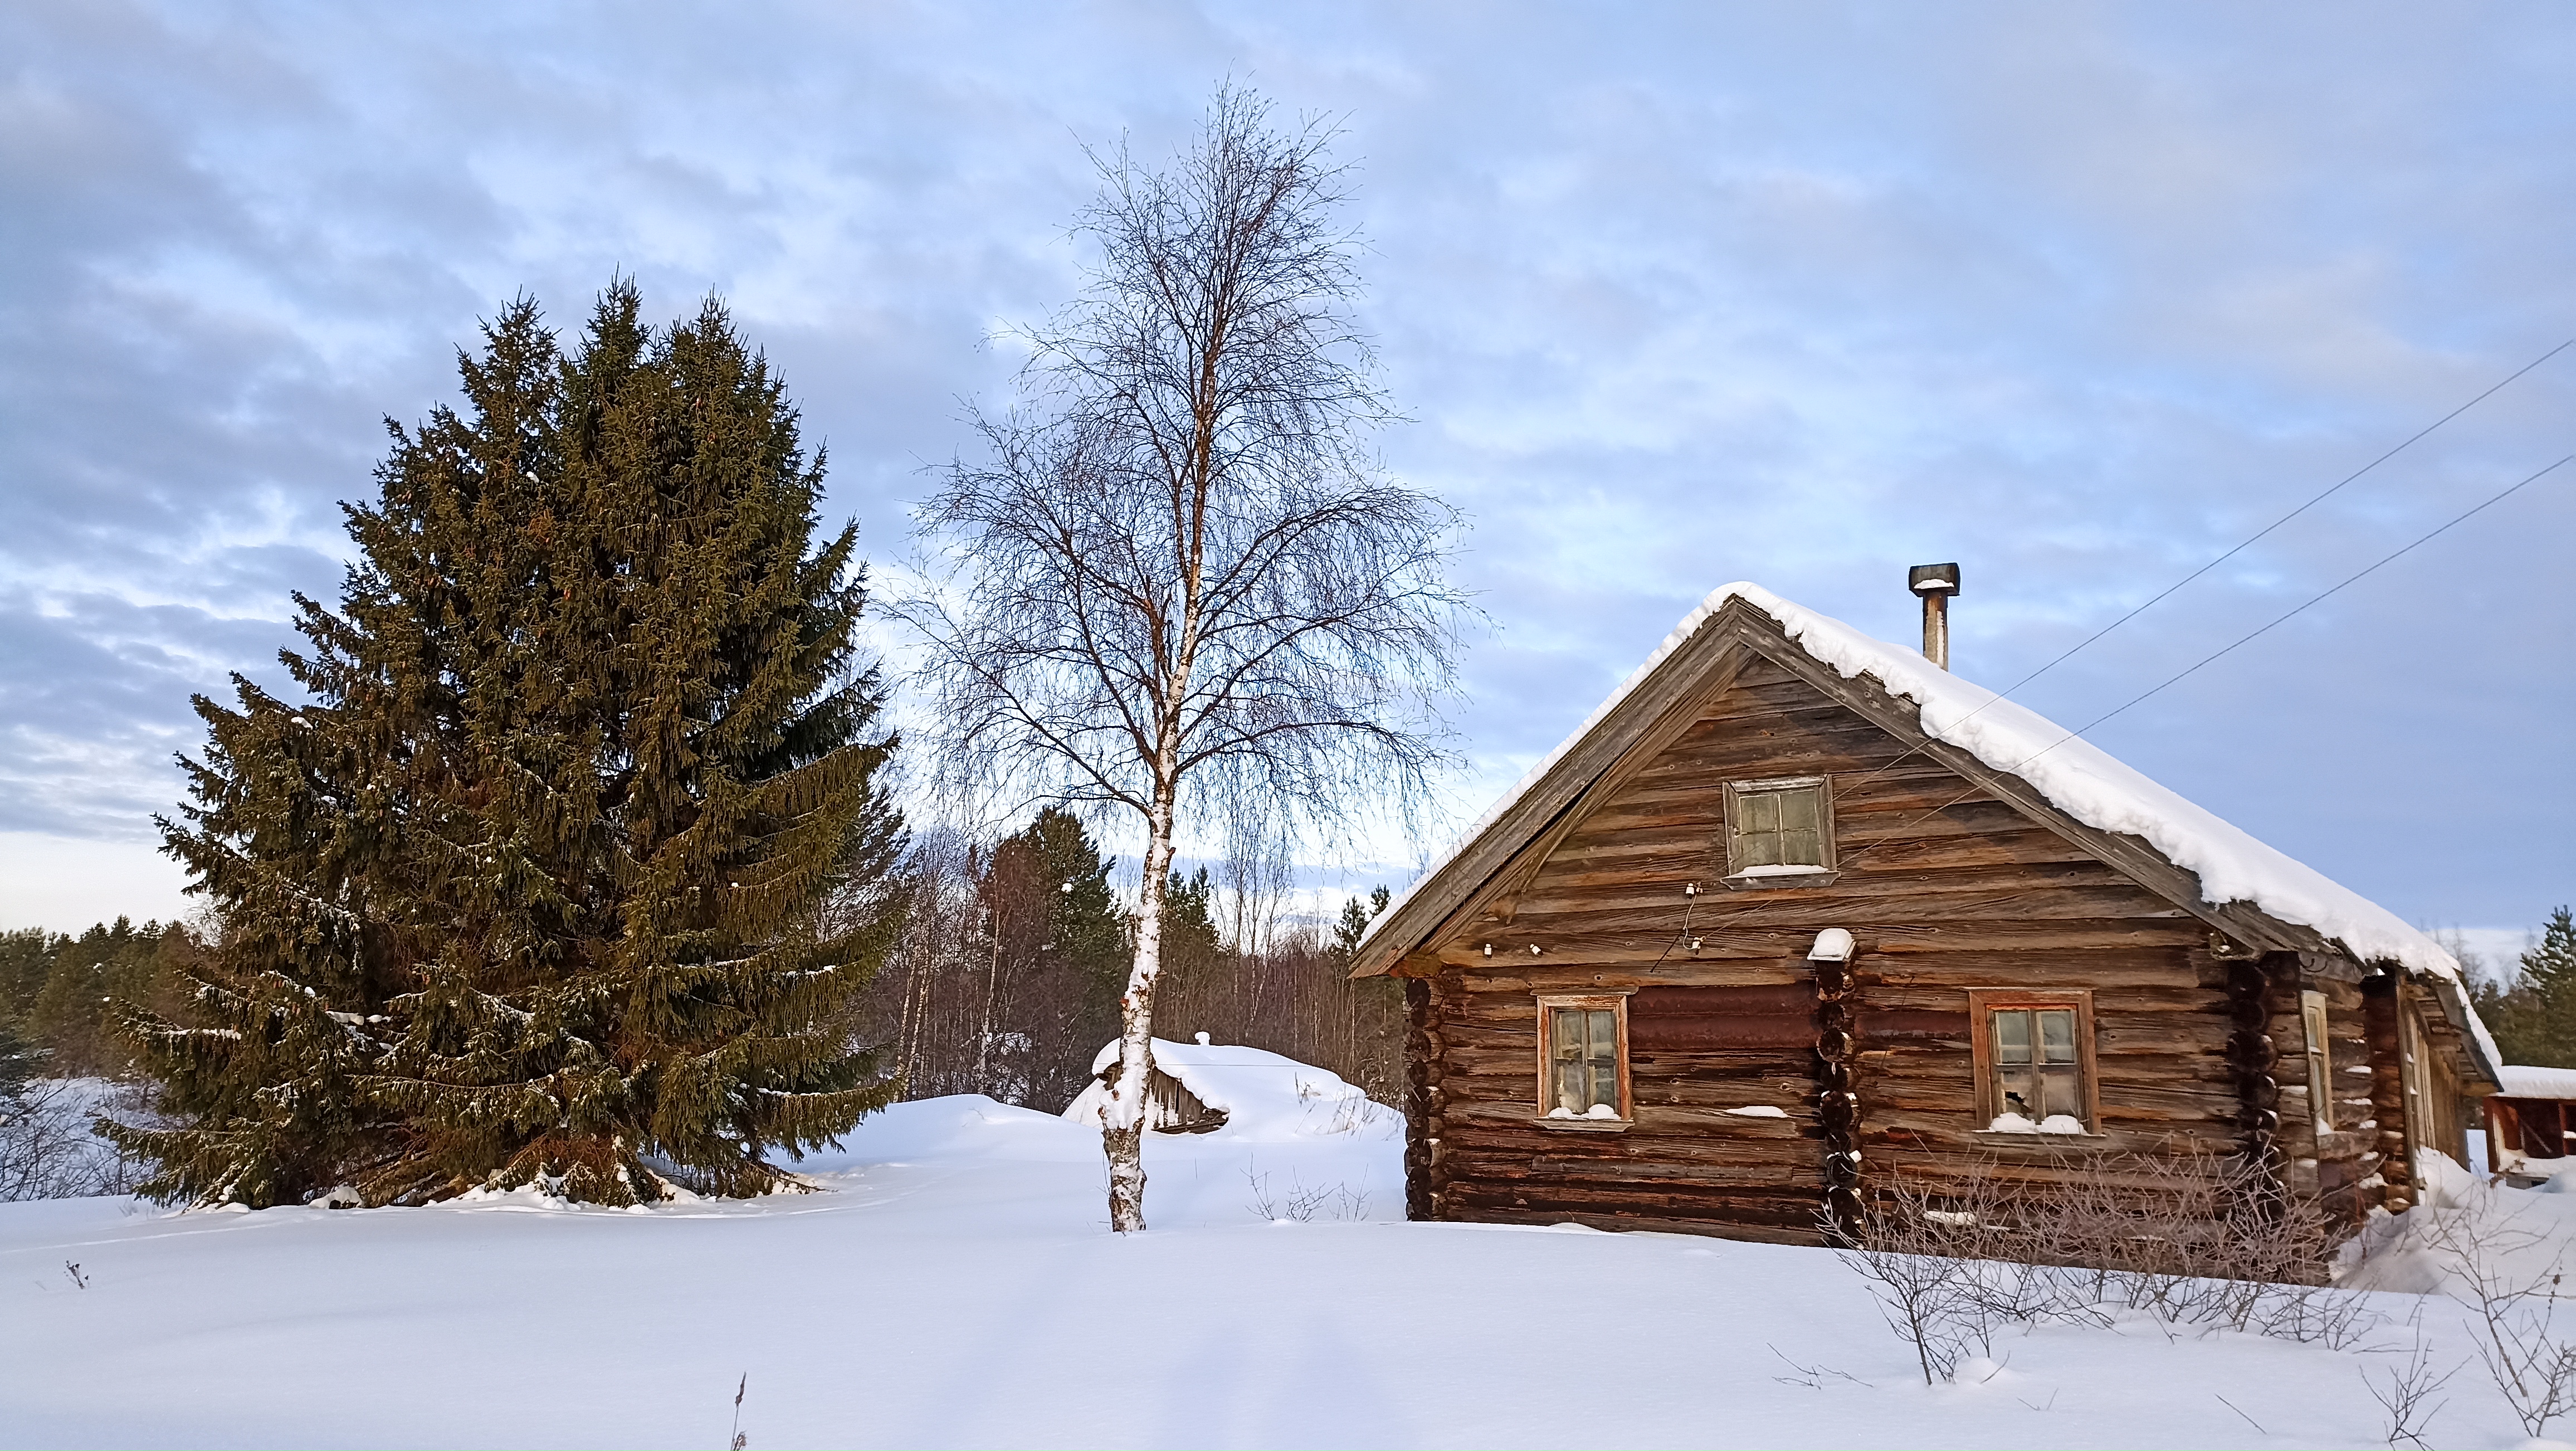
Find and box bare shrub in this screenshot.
[1244,1162,1371,1223]
[2414,1179,2576,1440]
[1841,1147,2377,1381]
[2365,1331,2459,1449]
[1838,1170,2020,1383]
[0,1079,157,1201]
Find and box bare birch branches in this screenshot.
[889,85,1465,1231]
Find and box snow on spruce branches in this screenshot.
[104,283,908,1207]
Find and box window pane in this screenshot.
[1735,787,1828,870]
[1998,1064,2037,1119]
[1741,791,1779,835]
[1993,1010,2032,1065]
[2037,1065,2080,1122]
[1553,1060,1584,1115]
[1553,1010,1583,1060]
[1588,1010,1618,1063]
[2038,1010,2077,1064]
[1778,788,1820,832]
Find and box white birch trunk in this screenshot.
[1104,774,1179,1232]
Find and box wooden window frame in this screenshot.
[1534,991,1634,1132]
[2300,989,2334,1134]
[2399,996,2432,1161]
[1967,989,2103,1137]
[1719,774,1840,889]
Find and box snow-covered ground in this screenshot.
[8,1051,2576,1449]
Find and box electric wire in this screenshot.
[1825,452,2574,879]
[1830,338,2574,800]
[1988,337,2572,707]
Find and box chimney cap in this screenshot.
[1908,563,1962,596]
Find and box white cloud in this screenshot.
[2,0,2569,932]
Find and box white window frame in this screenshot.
[1720,774,1838,889]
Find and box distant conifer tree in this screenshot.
[2516,908,2576,1065]
[978,807,1129,1106]
[2471,907,2576,1068]
[1328,887,1391,968]
[109,283,905,1206]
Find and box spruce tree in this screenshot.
[2518,907,2576,1066]
[979,807,1126,1105]
[110,283,905,1206]
[0,928,54,1027]
[1328,886,1391,967]
[28,918,172,1077]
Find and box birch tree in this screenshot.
[891,87,1463,1231]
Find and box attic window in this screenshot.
[1721,776,1837,888]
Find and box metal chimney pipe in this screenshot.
[1908,563,1961,670]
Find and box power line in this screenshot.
[1989,337,2573,705]
[1827,337,2574,799]
[2051,452,2572,743]
[1829,452,2572,875]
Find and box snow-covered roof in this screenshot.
[1062,1038,1400,1141]
[2499,1067,2576,1101]
[1365,581,2477,1001]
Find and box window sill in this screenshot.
[1534,1116,1633,1133]
[1971,1129,2109,1146]
[1721,866,1841,891]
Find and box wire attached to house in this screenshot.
[1989,337,2573,709]
[1828,451,2574,877]
[1818,338,2575,806]
[2044,452,2572,744]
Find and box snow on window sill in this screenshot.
[1534,1113,1632,1132]
[1971,1128,2109,1145]
[1721,865,1840,892]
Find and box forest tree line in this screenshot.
[857,809,1401,1112]
[1,813,1403,1117]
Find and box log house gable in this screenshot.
[1355,596,2328,982]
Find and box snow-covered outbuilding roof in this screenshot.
[1062,1038,1399,1141]
[2497,1066,2576,1101]
[1356,581,2499,1078]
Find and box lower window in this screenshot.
[1536,994,1630,1122]
[1968,990,2097,1134]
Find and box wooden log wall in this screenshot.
[2361,976,2416,1213]
[1409,652,2271,1243]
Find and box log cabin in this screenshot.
[1352,576,2500,1247]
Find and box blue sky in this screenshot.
[2,2,2569,961]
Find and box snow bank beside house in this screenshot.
[2341,1151,2576,1299]
[1368,582,2474,995]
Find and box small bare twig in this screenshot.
[2364,1338,2458,1449]
[2214,1392,2267,1437]
[729,1372,747,1451]
[1768,1345,1870,1390]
